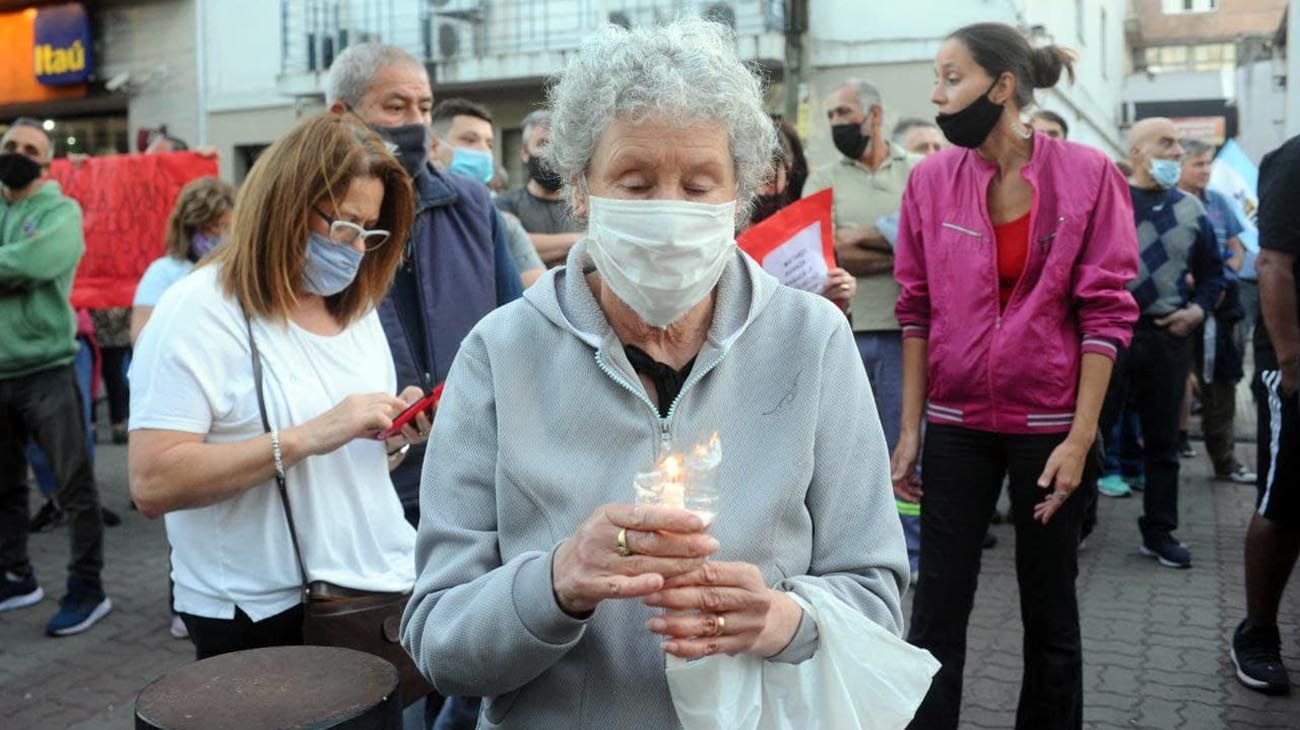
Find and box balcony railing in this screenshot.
[279,0,787,79]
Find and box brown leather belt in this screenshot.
[306,581,405,601]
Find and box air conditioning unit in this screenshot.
[430,0,483,22]
[702,2,736,30]
[432,17,479,59]
[608,11,632,29]
[430,0,483,60]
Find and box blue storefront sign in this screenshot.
[33,3,93,86]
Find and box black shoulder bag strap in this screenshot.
[245,314,310,600]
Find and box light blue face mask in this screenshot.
[1148,157,1182,190]
[448,147,495,185]
[301,231,363,296]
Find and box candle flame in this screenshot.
[662,454,682,477]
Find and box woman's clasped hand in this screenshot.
[551,503,801,659]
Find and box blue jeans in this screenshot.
[855,331,916,571]
[433,696,479,729]
[1101,402,1143,479]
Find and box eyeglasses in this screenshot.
[313,206,390,251]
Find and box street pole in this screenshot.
[1288,0,1300,136]
[783,0,806,123]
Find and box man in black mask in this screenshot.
[803,79,926,578]
[326,44,523,530]
[0,118,112,638]
[494,109,584,267]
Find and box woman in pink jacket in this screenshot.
[891,23,1139,730]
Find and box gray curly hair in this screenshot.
[544,18,777,218]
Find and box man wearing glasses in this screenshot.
[326,43,524,528]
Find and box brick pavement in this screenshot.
[2,435,1298,729]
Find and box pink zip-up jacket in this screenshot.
[894,132,1139,434]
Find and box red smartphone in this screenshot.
[376,383,445,440]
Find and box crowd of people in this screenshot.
[0,14,1297,730]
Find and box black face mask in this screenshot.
[935,82,1003,149]
[0,152,43,190]
[831,123,870,161]
[527,154,563,192]
[370,123,430,177]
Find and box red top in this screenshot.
[994,211,1031,309]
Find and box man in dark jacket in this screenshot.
[327,44,523,527]
[0,118,111,637]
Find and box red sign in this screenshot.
[48,151,220,308]
[736,189,836,294]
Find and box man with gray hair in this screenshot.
[495,109,584,267]
[804,79,924,579]
[0,118,111,637]
[891,117,944,157]
[326,43,523,530]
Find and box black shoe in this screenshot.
[1231,620,1291,695]
[1178,432,1197,458]
[101,507,122,527]
[29,499,66,533]
[981,532,997,549]
[1139,532,1192,569]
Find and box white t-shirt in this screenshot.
[128,265,416,622]
[133,256,195,307]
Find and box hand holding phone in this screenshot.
[376,383,444,441]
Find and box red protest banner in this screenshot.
[49,151,219,309]
[736,188,835,293]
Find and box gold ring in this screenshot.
[715,615,726,635]
[616,528,633,557]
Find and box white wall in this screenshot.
[97,0,200,148]
[1236,59,1287,161]
[201,0,288,112]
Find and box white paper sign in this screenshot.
[760,221,829,294]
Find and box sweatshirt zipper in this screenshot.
[593,344,732,461]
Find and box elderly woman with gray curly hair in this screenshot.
[400,18,908,728]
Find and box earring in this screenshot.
[1011,120,1033,140]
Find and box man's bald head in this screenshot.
[1129,117,1178,153]
[1128,117,1184,187]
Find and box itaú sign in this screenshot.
[33,3,92,86]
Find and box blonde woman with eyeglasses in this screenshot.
[126,113,424,662]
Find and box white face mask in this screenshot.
[586,195,737,329]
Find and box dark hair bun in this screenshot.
[1029,45,1077,88]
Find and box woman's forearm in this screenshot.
[1067,352,1115,445]
[899,337,929,436]
[129,426,314,517]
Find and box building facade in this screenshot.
[0,0,200,158]
[1,1,1166,177]
[1122,0,1288,158]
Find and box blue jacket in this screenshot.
[379,165,523,510]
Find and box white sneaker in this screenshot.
[169,613,189,640]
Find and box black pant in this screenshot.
[907,424,1098,730]
[98,345,130,425]
[180,604,304,661]
[1099,325,1191,538]
[0,365,103,587]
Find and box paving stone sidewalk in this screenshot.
[1,435,1298,729]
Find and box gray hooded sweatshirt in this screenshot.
[401,240,908,729]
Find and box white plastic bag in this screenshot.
[666,582,939,730]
